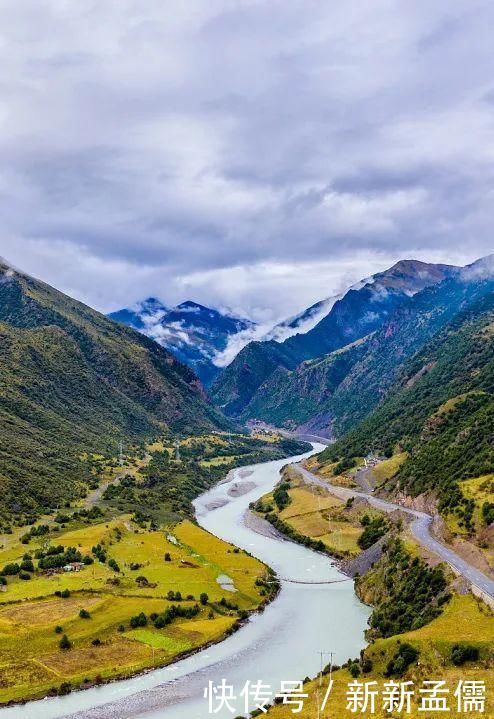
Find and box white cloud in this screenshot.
[0,1,492,317]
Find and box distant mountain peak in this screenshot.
[108,298,255,386]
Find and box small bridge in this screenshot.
[278,577,352,585]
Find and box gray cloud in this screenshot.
[0,0,493,322]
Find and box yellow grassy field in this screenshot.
[267,594,494,719]
[263,480,364,556]
[369,452,407,485]
[0,517,268,703]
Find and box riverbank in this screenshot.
[0,445,369,719]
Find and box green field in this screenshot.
[0,515,268,703]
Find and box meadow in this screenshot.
[0,515,268,702]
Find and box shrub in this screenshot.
[59,634,72,650]
[451,644,479,666]
[130,612,147,628]
[1,563,20,576]
[386,643,419,677]
[79,609,91,619]
[200,592,209,605]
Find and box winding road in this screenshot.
[295,464,494,602]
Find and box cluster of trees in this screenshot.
[38,546,92,570]
[357,515,388,550]
[385,643,419,677]
[130,603,201,630]
[361,539,449,638]
[273,482,291,511]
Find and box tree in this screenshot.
[200,592,209,606]
[59,634,72,650]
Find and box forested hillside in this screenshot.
[321,289,494,516]
[0,263,231,521]
[211,260,457,424]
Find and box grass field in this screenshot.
[369,452,407,485]
[257,471,370,557]
[0,515,268,704]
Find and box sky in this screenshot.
[0,0,493,324]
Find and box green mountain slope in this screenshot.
[321,288,494,516]
[234,264,494,437]
[211,260,457,421]
[239,335,372,429]
[210,340,301,416]
[0,263,231,521]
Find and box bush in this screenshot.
[1,563,20,576]
[79,609,91,619]
[55,625,63,634]
[164,553,171,562]
[59,634,72,650]
[386,643,419,677]
[200,592,209,605]
[19,571,31,580]
[358,517,388,550]
[451,644,479,666]
[130,612,147,628]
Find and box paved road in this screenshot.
[295,464,494,602]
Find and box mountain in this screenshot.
[109,299,255,386]
[0,262,231,521]
[258,259,494,435]
[321,274,494,520]
[211,260,458,418]
[262,295,342,342]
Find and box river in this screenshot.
[0,444,370,719]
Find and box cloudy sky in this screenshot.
[0,1,493,323]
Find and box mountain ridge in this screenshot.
[109,298,255,386]
[210,259,459,418]
[0,261,231,521]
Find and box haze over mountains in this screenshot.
[109,299,255,386]
[1,251,493,520]
[209,260,459,416]
[212,255,494,442]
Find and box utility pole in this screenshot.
[316,650,334,719]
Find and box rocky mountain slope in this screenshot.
[109,299,255,386]
[211,260,458,420]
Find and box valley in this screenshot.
[1,254,494,717]
[0,432,311,705]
